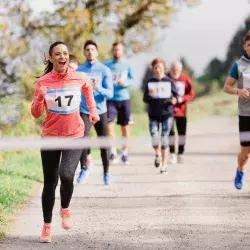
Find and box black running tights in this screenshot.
[40,149,82,223]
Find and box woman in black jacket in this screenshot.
[143,58,179,173]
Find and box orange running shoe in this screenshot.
[60,208,71,230]
[40,224,51,243]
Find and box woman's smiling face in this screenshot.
[49,44,69,73]
[153,62,165,80]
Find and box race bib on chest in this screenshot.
[243,71,250,89]
[112,70,128,85]
[175,81,185,96]
[45,87,81,114]
[148,81,171,99]
[86,73,102,86]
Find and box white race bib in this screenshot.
[45,87,81,114]
[175,81,185,96]
[112,70,128,85]
[148,81,171,99]
[86,73,102,86]
[243,71,250,89]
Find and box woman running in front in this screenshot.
[31,41,99,243]
[224,31,250,190]
[143,58,179,173]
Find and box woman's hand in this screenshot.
[89,111,100,124]
[149,89,157,96]
[170,97,177,105]
[237,88,249,99]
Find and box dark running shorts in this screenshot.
[107,100,131,126]
[239,115,250,147]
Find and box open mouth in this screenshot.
[59,61,66,65]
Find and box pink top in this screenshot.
[31,68,97,138]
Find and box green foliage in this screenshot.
[19,64,44,101]
[28,0,199,54]
[224,15,250,70]
[199,57,225,91]
[0,0,199,128]
[0,100,42,136]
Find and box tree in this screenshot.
[224,15,250,70]
[204,57,224,81]
[0,1,34,99]
[0,0,200,83]
[200,13,250,87]
[0,0,200,125]
[0,0,200,100]
[180,57,194,78]
[24,0,200,56]
[0,58,18,98]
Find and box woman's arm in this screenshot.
[31,82,46,118]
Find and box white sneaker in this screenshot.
[121,154,130,165]
[110,153,119,164]
[160,165,167,174]
[168,153,177,164]
[177,154,184,164]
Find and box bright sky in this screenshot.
[156,0,250,75]
[29,0,250,82]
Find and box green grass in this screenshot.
[188,91,238,121]
[0,151,42,238]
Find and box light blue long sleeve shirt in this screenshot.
[77,61,113,115]
[103,58,134,101]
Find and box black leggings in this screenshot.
[169,116,187,154]
[80,112,109,174]
[41,149,82,223]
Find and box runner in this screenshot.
[69,54,95,170]
[103,42,134,164]
[143,58,179,173]
[31,41,99,243]
[77,40,113,185]
[224,31,250,190]
[69,54,79,70]
[168,61,195,164]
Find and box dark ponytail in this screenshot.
[43,41,67,75]
[43,60,54,75]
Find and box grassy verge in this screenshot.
[188,91,238,121]
[0,150,42,237]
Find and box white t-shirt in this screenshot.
[175,81,185,97]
